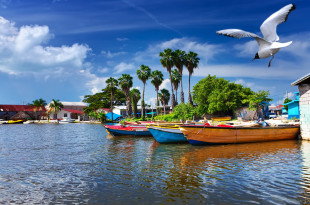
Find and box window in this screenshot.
[64,113,67,117]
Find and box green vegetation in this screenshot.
[130,88,141,118]
[284,98,292,111]
[29,98,47,121]
[184,51,200,105]
[118,74,133,118]
[137,65,151,119]
[171,69,180,105]
[151,70,164,115]
[158,88,170,115]
[243,90,273,120]
[193,75,253,115]
[172,49,186,103]
[48,99,64,122]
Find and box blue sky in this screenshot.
[0,0,309,106]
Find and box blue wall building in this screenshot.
[283,92,300,119]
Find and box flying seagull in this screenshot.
[216,4,296,67]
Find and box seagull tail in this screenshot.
[271,41,293,49]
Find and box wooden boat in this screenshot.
[104,125,152,137]
[211,116,231,121]
[7,120,24,124]
[147,126,188,144]
[179,124,300,145]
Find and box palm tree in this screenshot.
[106,77,118,121]
[184,51,200,105]
[158,89,170,115]
[49,99,64,123]
[136,65,151,119]
[171,69,181,105]
[172,49,186,104]
[30,98,47,121]
[159,48,176,108]
[118,74,133,118]
[130,88,141,118]
[151,70,164,115]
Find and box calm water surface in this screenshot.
[1,123,310,204]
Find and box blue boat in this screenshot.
[104,125,152,137]
[147,126,188,144]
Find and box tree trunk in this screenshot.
[125,90,132,118]
[163,104,166,115]
[180,71,184,103]
[174,88,178,105]
[141,83,145,119]
[156,89,159,116]
[188,74,193,106]
[168,71,176,108]
[111,91,113,122]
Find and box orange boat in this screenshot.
[179,124,300,145]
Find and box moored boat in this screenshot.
[7,120,24,124]
[179,124,300,145]
[147,126,188,144]
[104,125,152,137]
[59,117,75,123]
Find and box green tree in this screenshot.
[193,75,253,115]
[29,98,47,121]
[184,51,200,105]
[171,69,181,105]
[172,49,186,103]
[158,88,170,115]
[130,88,141,118]
[137,65,151,119]
[159,48,176,108]
[83,88,126,114]
[48,99,64,122]
[118,74,133,118]
[173,103,197,122]
[243,90,273,120]
[151,70,164,115]
[106,77,118,121]
[283,98,292,111]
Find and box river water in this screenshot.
[1,123,310,204]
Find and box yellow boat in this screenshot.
[8,120,24,124]
[211,116,231,121]
[179,124,300,145]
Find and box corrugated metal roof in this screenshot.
[0,105,46,112]
[291,73,310,86]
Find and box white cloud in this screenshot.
[101,50,127,58]
[146,97,157,106]
[159,78,170,90]
[233,40,258,58]
[116,37,128,41]
[114,62,135,74]
[0,16,90,75]
[82,69,108,94]
[134,37,222,64]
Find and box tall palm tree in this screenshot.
[184,51,200,105]
[159,48,176,108]
[158,89,170,115]
[171,69,181,105]
[118,74,133,118]
[106,77,118,121]
[130,88,141,118]
[136,65,151,119]
[30,98,47,121]
[172,49,186,103]
[49,99,64,123]
[151,70,164,115]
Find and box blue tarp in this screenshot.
[146,112,157,115]
[106,112,122,120]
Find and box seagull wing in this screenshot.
[260,4,296,42]
[216,29,260,39]
[216,29,269,49]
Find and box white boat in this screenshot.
[23,120,34,124]
[59,117,75,123]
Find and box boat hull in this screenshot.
[148,126,188,144]
[105,126,152,137]
[179,125,300,145]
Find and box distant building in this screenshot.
[283,92,300,120]
[0,105,46,120]
[46,101,87,121]
[292,73,310,140]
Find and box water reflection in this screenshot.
[2,124,310,204]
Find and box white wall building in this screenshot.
[46,101,87,121]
